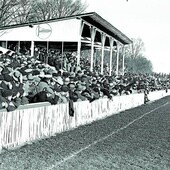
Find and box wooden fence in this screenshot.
[0,90,169,151]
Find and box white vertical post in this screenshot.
[61,41,64,69]
[46,41,49,64]
[109,38,114,76]
[122,45,125,75]
[31,41,34,57]
[77,21,84,66]
[47,41,49,52]
[94,49,97,67]
[18,41,20,53]
[5,41,8,49]
[90,27,96,72]
[77,40,81,66]
[101,33,106,74]
[116,42,120,76]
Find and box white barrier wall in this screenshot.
[0,90,169,151]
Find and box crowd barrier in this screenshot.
[0,90,169,152]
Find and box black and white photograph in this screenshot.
[0,0,170,169]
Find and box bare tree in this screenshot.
[0,0,19,26]
[11,0,34,24]
[31,0,88,21]
[0,0,87,27]
[131,38,145,58]
[123,38,152,73]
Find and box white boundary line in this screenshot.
[47,102,169,170]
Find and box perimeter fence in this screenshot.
[0,90,169,152]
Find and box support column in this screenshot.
[101,33,106,74]
[90,27,96,72]
[31,41,34,57]
[18,41,20,53]
[116,42,120,76]
[77,41,81,66]
[77,21,84,66]
[46,41,49,64]
[1,41,7,48]
[5,41,8,49]
[109,38,114,76]
[61,41,64,69]
[122,45,125,75]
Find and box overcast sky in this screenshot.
[83,0,170,73]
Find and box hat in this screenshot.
[68,83,75,88]
[33,77,41,82]
[62,72,70,77]
[93,87,100,93]
[55,77,63,85]
[5,58,11,62]
[81,90,91,98]
[37,64,44,69]
[25,69,33,73]
[2,67,10,74]
[0,63,4,67]
[44,74,52,78]
[32,70,40,76]
[76,83,85,91]
[23,61,27,65]
[39,71,45,77]
[22,76,28,81]
[60,85,69,92]
[6,105,16,112]
[13,71,21,78]
[43,87,54,94]
[70,72,75,78]
[54,86,61,92]
[27,75,34,81]
[0,75,4,80]
[81,75,88,80]
[64,77,70,82]
[2,90,13,97]
[4,74,13,82]
[12,87,19,96]
[46,69,55,74]
[52,72,59,77]
[71,92,79,102]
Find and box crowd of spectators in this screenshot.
[0,47,170,113]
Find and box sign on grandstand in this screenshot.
[36,23,52,39]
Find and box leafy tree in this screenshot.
[124,56,153,73]
[134,56,153,73]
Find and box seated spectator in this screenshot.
[31,87,54,103]
[1,89,17,112]
[0,48,170,112]
[36,76,54,94]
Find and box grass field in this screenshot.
[0,96,170,170]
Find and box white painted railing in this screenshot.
[0,90,169,151]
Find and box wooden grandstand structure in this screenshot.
[0,12,132,75]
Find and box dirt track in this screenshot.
[0,96,170,170]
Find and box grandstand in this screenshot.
[0,12,132,75]
[0,12,169,154]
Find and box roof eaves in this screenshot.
[0,12,95,31]
[92,13,132,44]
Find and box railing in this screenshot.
[0,90,169,152]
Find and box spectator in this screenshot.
[0,49,170,112]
